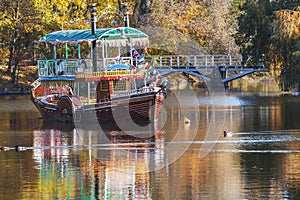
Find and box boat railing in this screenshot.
[37,55,242,78]
[76,70,136,79]
[37,57,134,78]
[112,87,154,98]
[104,57,132,66]
[38,59,93,77]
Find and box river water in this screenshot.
[0,92,299,199]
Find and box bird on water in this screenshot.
[184,116,190,124]
[0,146,27,151]
[223,131,232,137]
[15,145,27,151]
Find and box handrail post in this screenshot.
[240,54,243,66]
[222,55,225,66]
[160,56,162,67]
[187,56,190,70]
[45,60,49,76]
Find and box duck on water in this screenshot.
[0,146,27,152]
[223,131,233,137]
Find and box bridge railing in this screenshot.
[145,54,242,68]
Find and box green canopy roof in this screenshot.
[38,27,149,46]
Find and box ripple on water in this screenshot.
[198,95,252,106]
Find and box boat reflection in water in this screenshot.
[32,121,164,199]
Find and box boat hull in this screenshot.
[31,94,75,122]
[31,90,164,127]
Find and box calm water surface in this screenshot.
[0,93,299,199]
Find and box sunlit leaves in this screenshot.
[270,7,300,90]
[0,0,298,89]
[235,0,299,90]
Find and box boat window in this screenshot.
[100,81,109,91]
[113,80,126,91]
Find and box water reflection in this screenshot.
[0,94,300,199]
[31,122,164,199]
[0,95,40,132]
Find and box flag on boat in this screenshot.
[136,60,168,87]
[128,45,168,87]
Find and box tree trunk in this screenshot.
[11,62,19,85]
[137,0,151,26]
[7,40,15,74]
[139,0,150,16]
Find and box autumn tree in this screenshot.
[206,0,240,54]
[127,0,211,54]
[270,7,300,90]
[0,0,121,84]
[235,0,273,66]
[235,0,299,90]
[0,0,41,84]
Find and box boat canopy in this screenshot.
[37,27,149,47]
[105,64,133,71]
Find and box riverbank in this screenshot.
[0,66,37,95]
[0,66,287,95]
[166,72,282,92]
[229,75,281,92]
[0,87,31,95]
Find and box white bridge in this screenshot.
[145,54,268,83]
[37,54,268,84]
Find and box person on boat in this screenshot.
[114,55,122,64]
[68,86,74,95]
[137,48,147,65]
[77,59,84,72]
[131,49,140,67]
[132,49,140,58]
[61,85,73,96]
[57,59,65,75]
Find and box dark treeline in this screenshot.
[0,0,299,90]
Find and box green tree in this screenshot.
[235,0,273,66]
[235,0,299,90]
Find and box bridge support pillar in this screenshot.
[219,67,229,89]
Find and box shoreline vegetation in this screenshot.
[166,72,282,93]
[0,2,298,92]
[0,66,37,95]
[0,65,289,95]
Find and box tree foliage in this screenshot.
[0,0,298,90]
[0,0,41,84]
[270,6,300,90]
[235,0,299,90]
[235,0,273,65]
[0,0,119,84]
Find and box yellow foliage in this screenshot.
[274,9,300,40]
